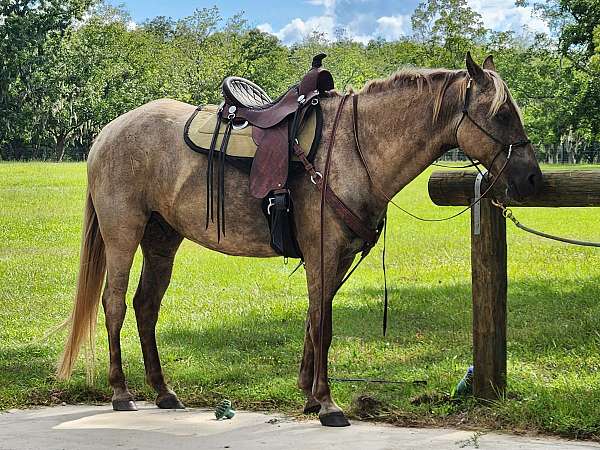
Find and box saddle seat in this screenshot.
[222,77,273,108]
[221,54,334,131]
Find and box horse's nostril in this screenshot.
[528,172,537,186]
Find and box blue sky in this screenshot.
[110,0,549,44]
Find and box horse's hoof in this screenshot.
[319,411,351,427]
[156,395,185,410]
[303,402,320,415]
[112,399,138,411]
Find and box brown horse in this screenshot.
[57,53,541,427]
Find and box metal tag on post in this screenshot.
[473,171,488,236]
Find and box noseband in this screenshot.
[456,77,531,177]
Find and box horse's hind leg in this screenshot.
[133,213,184,409]
[101,215,148,411]
[299,316,319,414]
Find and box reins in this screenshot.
[315,93,351,392]
[492,201,600,247]
[347,75,533,338]
[351,76,531,224]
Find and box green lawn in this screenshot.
[1,162,600,438]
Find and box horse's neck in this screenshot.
[357,88,457,197]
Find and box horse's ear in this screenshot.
[466,51,484,82]
[483,55,496,72]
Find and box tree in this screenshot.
[411,0,487,68]
[0,0,94,159]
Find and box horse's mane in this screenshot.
[359,67,518,123]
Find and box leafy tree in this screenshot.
[411,0,487,67]
[526,0,600,67]
[1,1,598,161]
[0,0,94,159]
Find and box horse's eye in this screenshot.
[495,110,511,123]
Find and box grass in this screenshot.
[1,162,600,438]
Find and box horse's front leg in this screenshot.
[299,252,354,416]
[302,248,355,427]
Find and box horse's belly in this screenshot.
[154,150,278,258]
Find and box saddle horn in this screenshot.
[312,53,327,69]
[306,54,334,94]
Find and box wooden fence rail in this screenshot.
[427,170,600,399]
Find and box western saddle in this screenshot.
[202,54,335,258]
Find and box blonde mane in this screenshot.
[359,67,519,123]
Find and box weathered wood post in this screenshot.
[428,169,600,400]
[471,198,507,399]
[429,171,508,398]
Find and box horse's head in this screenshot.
[457,52,542,200]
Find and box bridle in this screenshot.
[455,76,531,179]
[349,75,533,222]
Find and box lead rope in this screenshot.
[492,201,600,247]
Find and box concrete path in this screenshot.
[1,403,599,450]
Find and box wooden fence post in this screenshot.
[471,198,507,399]
[429,170,600,399]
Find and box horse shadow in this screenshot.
[1,275,599,410]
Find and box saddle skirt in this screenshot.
[184,104,319,170]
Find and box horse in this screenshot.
[56,53,542,427]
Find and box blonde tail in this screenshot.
[56,192,106,381]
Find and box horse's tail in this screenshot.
[56,191,106,381]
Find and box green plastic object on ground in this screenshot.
[452,366,473,397]
[215,399,236,420]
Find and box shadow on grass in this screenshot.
[147,275,600,386]
[2,276,600,435]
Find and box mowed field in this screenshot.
[1,162,600,438]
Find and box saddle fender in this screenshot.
[250,123,289,199]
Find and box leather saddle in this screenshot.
[220,53,334,198]
[189,54,334,256]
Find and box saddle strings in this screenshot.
[206,110,223,229]
[217,121,233,241]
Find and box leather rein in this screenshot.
[351,76,532,223]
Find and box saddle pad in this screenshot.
[184,104,317,160]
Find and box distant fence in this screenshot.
[438,145,600,165]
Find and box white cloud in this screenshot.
[262,16,336,44]
[469,0,550,34]
[257,0,549,45]
[258,0,338,44]
[306,0,337,15]
[376,15,410,41]
[126,20,137,31]
[261,13,410,45]
[352,34,375,45]
[257,23,273,34]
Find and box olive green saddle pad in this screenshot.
[184,104,318,164]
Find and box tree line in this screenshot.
[1,0,599,162]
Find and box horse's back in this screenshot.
[88,98,194,173]
[88,98,196,202]
[86,98,276,257]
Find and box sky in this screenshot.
[109,0,550,44]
